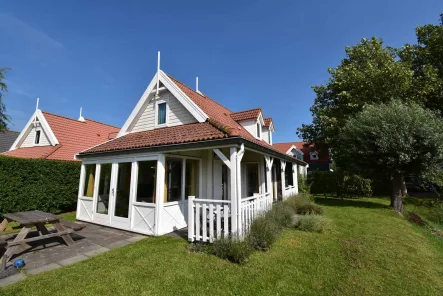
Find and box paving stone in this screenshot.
[58,254,89,266]
[0,273,27,287]
[27,263,61,275]
[83,247,110,257]
[106,240,131,249]
[126,235,146,243]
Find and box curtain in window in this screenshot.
[158,103,166,125]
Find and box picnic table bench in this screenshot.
[0,210,85,272]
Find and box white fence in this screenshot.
[188,197,231,243]
[240,192,273,234]
[283,185,297,200]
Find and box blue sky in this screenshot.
[1,1,442,143]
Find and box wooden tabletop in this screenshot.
[4,210,60,226]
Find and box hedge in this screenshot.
[308,171,372,198]
[0,156,81,217]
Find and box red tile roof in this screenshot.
[80,73,304,163]
[264,118,273,128]
[230,108,262,122]
[83,122,227,153]
[273,141,329,163]
[4,111,119,161]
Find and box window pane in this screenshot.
[115,162,132,218]
[185,159,199,199]
[158,103,166,125]
[246,163,259,197]
[35,130,41,144]
[165,158,182,202]
[97,163,112,214]
[137,160,157,203]
[256,123,260,137]
[83,164,96,198]
[285,166,293,186]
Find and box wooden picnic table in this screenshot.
[0,210,84,272]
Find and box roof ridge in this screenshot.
[231,107,262,115]
[41,111,119,129]
[166,73,233,114]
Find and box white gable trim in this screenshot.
[9,110,59,150]
[117,70,208,138]
[285,145,303,156]
[257,112,265,126]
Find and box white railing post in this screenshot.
[188,196,195,242]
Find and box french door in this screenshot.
[93,160,133,229]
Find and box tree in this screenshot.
[334,100,443,213]
[0,68,11,132]
[297,37,414,152]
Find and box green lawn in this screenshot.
[2,198,443,296]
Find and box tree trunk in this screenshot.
[391,175,403,213]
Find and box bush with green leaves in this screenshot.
[249,215,282,251]
[308,171,372,198]
[284,194,323,215]
[297,173,310,194]
[265,203,295,228]
[294,215,331,233]
[212,235,253,264]
[0,156,81,216]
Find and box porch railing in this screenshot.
[283,185,297,200]
[188,197,231,243]
[240,192,273,234]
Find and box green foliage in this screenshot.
[212,235,253,264]
[266,202,295,228]
[0,67,11,132]
[297,173,310,193]
[308,171,372,198]
[336,100,443,184]
[249,215,282,251]
[294,215,331,233]
[284,194,323,215]
[0,156,81,216]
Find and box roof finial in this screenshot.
[78,107,85,122]
[36,97,40,111]
[196,77,199,92]
[155,51,161,99]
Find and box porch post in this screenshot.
[206,150,213,199]
[280,160,286,200]
[304,165,308,177]
[154,154,166,236]
[264,156,274,201]
[293,163,299,194]
[229,147,238,234]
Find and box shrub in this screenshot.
[294,215,331,233]
[296,203,324,215]
[249,215,282,251]
[266,203,295,228]
[0,156,81,216]
[212,235,253,264]
[284,194,323,215]
[308,171,372,198]
[297,173,310,194]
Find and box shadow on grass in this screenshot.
[315,197,389,209]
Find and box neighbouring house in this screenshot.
[2,110,119,161]
[75,64,307,242]
[0,130,19,154]
[273,141,331,172]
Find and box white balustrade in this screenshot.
[240,192,273,234]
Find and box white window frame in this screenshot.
[256,121,262,140]
[154,98,169,128]
[310,152,319,160]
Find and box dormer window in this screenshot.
[310,152,319,160]
[35,130,41,144]
[155,99,168,127]
[256,122,261,139]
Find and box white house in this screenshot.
[75,58,306,242]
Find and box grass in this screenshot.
[0,211,77,235]
[2,198,443,296]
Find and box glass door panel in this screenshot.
[96,163,112,215]
[114,162,132,218]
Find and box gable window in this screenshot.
[35,130,41,144]
[310,152,319,161]
[256,123,261,139]
[157,102,167,125]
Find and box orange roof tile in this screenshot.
[4,111,119,161]
[273,141,329,163]
[264,118,273,128]
[230,108,262,122]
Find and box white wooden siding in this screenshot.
[20,126,51,148]
[131,91,197,133]
[238,119,259,139]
